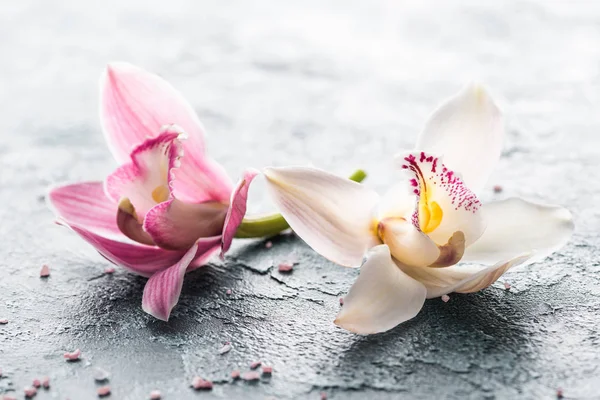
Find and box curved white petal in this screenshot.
[377,217,440,267]
[399,254,531,299]
[263,166,379,267]
[463,198,574,265]
[416,84,504,193]
[397,151,485,246]
[377,184,416,220]
[335,245,426,334]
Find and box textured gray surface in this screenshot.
[1,0,599,399]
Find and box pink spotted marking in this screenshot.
[400,151,481,229]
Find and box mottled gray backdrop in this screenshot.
[0,0,599,399]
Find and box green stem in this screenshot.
[234,169,367,238]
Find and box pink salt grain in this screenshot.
[3,395,17,400]
[250,360,262,369]
[504,282,511,290]
[557,388,564,398]
[278,262,294,273]
[441,294,450,303]
[339,298,344,306]
[149,390,161,399]
[242,371,261,381]
[0,319,8,325]
[262,366,273,375]
[265,241,273,249]
[226,289,232,295]
[24,387,37,398]
[41,377,50,389]
[191,377,213,390]
[32,379,41,388]
[320,392,328,400]
[231,370,240,379]
[493,185,503,193]
[40,265,50,278]
[97,386,111,397]
[64,348,81,361]
[104,267,115,274]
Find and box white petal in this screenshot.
[397,151,485,246]
[377,183,416,220]
[399,254,531,299]
[263,167,379,267]
[463,198,574,265]
[335,245,427,334]
[416,84,504,193]
[377,217,440,267]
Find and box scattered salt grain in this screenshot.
[24,387,37,398]
[149,390,161,399]
[226,289,232,295]
[339,298,344,306]
[557,388,564,398]
[493,185,503,193]
[441,294,450,303]
[93,367,110,382]
[32,379,41,388]
[97,386,111,397]
[278,262,294,273]
[265,241,273,249]
[504,282,511,290]
[41,377,50,389]
[231,370,240,379]
[250,360,262,369]
[242,371,261,381]
[40,265,50,278]
[320,392,328,400]
[3,395,17,400]
[262,366,273,375]
[64,349,81,361]
[219,342,232,354]
[0,319,8,325]
[191,377,213,390]
[104,267,115,274]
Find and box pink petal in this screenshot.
[47,182,121,236]
[221,169,259,255]
[105,129,182,220]
[100,62,233,204]
[66,224,189,277]
[141,237,221,320]
[144,199,228,250]
[100,62,206,164]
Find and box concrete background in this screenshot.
[1,0,599,399]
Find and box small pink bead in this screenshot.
[191,377,213,390]
[262,366,273,375]
[226,289,232,295]
[32,379,41,388]
[149,390,161,399]
[231,370,240,379]
[441,294,450,303]
[278,262,294,273]
[504,282,511,290]
[265,241,273,249]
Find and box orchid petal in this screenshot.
[47,182,121,237]
[263,166,380,267]
[105,128,182,220]
[143,199,228,250]
[142,236,222,321]
[377,217,440,267]
[65,224,189,277]
[116,201,155,246]
[463,198,574,265]
[415,84,504,193]
[101,62,234,204]
[377,184,416,221]
[335,245,427,334]
[221,169,259,255]
[398,151,485,246]
[399,254,531,299]
[100,62,206,164]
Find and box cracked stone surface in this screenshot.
[1,0,599,399]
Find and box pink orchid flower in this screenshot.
[48,63,257,321]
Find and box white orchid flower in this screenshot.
[263,84,574,335]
